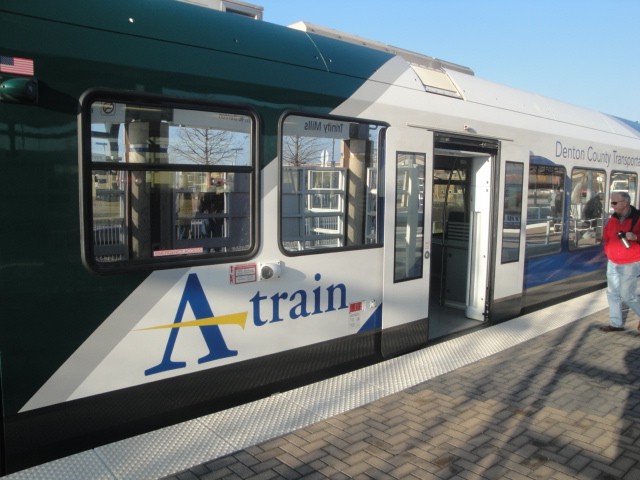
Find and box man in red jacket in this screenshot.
[602,191,640,331]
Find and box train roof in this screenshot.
[2,0,639,137]
[1,0,393,80]
[285,22,639,138]
[286,21,640,138]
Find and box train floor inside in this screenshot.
[427,297,483,340]
[427,276,484,340]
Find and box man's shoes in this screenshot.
[600,325,624,332]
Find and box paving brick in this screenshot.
[341,458,374,478]
[625,466,640,479]
[611,454,638,474]
[250,458,284,475]
[450,458,488,477]
[250,445,285,464]
[387,461,419,479]
[502,471,531,480]
[242,469,279,480]
[553,446,590,469]
[588,459,627,478]
[174,471,200,480]
[272,463,301,480]
[233,452,261,470]
[501,457,537,476]
[193,466,231,480]
[227,460,256,479]
[279,440,308,458]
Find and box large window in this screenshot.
[569,168,605,249]
[526,164,565,257]
[81,93,256,271]
[280,114,383,252]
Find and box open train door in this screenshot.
[491,143,529,320]
[381,126,433,357]
[427,135,496,338]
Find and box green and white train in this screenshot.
[1,0,639,473]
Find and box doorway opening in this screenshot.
[428,136,497,340]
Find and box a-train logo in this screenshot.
[143,273,246,375]
[143,272,348,376]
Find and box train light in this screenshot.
[259,261,282,281]
[0,77,38,103]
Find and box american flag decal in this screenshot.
[0,56,34,76]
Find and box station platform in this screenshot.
[5,288,640,479]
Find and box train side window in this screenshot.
[81,94,256,271]
[280,114,384,253]
[525,164,565,257]
[609,171,637,210]
[568,167,606,250]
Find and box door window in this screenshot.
[501,162,524,263]
[526,164,565,257]
[394,152,426,281]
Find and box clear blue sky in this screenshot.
[255,0,640,122]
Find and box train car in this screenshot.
[1,0,639,474]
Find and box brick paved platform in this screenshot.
[162,308,640,480]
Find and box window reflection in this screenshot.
[501,162,524,263]
[280,115,383,252]
[87,98,254,269]
[394,152,425,281]
[609,172,637,210]
[525,164,565,257]
[569,168,605,249]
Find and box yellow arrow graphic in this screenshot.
[138,312,247,331]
